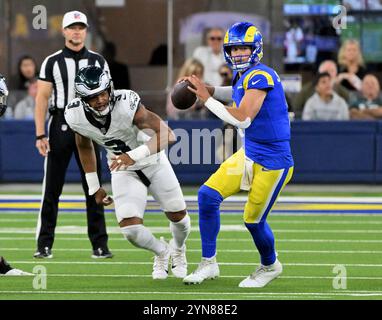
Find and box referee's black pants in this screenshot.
[36,110,109,251]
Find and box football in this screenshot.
[170,80,197,110]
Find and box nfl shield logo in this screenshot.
[74,13,81,20]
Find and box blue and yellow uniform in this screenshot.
[204,63,293,225]
[198,22,294,267]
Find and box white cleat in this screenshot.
[169,239,187,278]
[152,237,170,280]
[239,259,283,288]
[4,269,33,276]
[183,257,219,285]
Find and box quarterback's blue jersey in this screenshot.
[232,63,294,169]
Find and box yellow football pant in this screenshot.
[205,148,293,223]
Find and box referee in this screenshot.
[34,11,112,259]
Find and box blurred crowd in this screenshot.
[294,39,382,121]
[2,27,382,123]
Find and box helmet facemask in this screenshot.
[83,84,114,119]
[224,44,263,72]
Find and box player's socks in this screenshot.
[198,185,223,258]
[245,221,276,266]
[169,213,191,249]
[120,224,167,256]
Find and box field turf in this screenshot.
[0,194,382,300]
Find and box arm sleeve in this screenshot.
[213,86,233,102]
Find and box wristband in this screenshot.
[36,134,47,140]
[85,172,100,196]
[126,144,151,162]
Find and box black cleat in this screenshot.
[33,247,53,259]
[91,248,113,259]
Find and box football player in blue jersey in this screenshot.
[183,22,294,288]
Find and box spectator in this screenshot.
[149,44,167,65]
[218,64,233,86]
[166,58,207,120]
[102,41,131,89]
[337,39,367,92]
[284,19,304,63]
[350,74,382,119]
[302,72,349,121]
[15,55,39,90]
[102,41,131,90]
[193,27,225,86]
[14,78,37,119]
[293,60,350,118]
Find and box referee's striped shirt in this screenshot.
[39,46,109,110]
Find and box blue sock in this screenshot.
[198,185,223,258]
[245,221,276,266]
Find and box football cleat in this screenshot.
[183,256,220,284]
[169,239,187,278]
[152,237,170,280]
[0,256,33,276]
[4,268,33,276]
[33,247,53,259]
[91,248,114,259]
[238,259,282,288]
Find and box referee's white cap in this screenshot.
[62,11,89,29]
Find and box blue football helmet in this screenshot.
[0,74,8,117]
[223,22,263,72]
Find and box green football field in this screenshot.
[1,192,382,300]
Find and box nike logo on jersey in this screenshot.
[261,167,270,172]
[251,79,261,86]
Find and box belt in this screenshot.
[49,106,65,115]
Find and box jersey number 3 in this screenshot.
[104,139,131,155]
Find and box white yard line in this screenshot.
[4,273,380,281]
[9,261,382,267]
[2,194,382,203]
[1,237,382,243]
[1,248,382,254]
[3,218,382,226]
[2,226,382,234]
[2,211,382,217]
[0,290,381,298]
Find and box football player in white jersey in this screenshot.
[0,74,33,276]
[64,66,190,279]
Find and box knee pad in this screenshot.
[120,224,142,244]
[163,198,186,213]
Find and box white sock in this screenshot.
[202,255,216,262]
[120,224,166,256]
[169,214,191,249]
